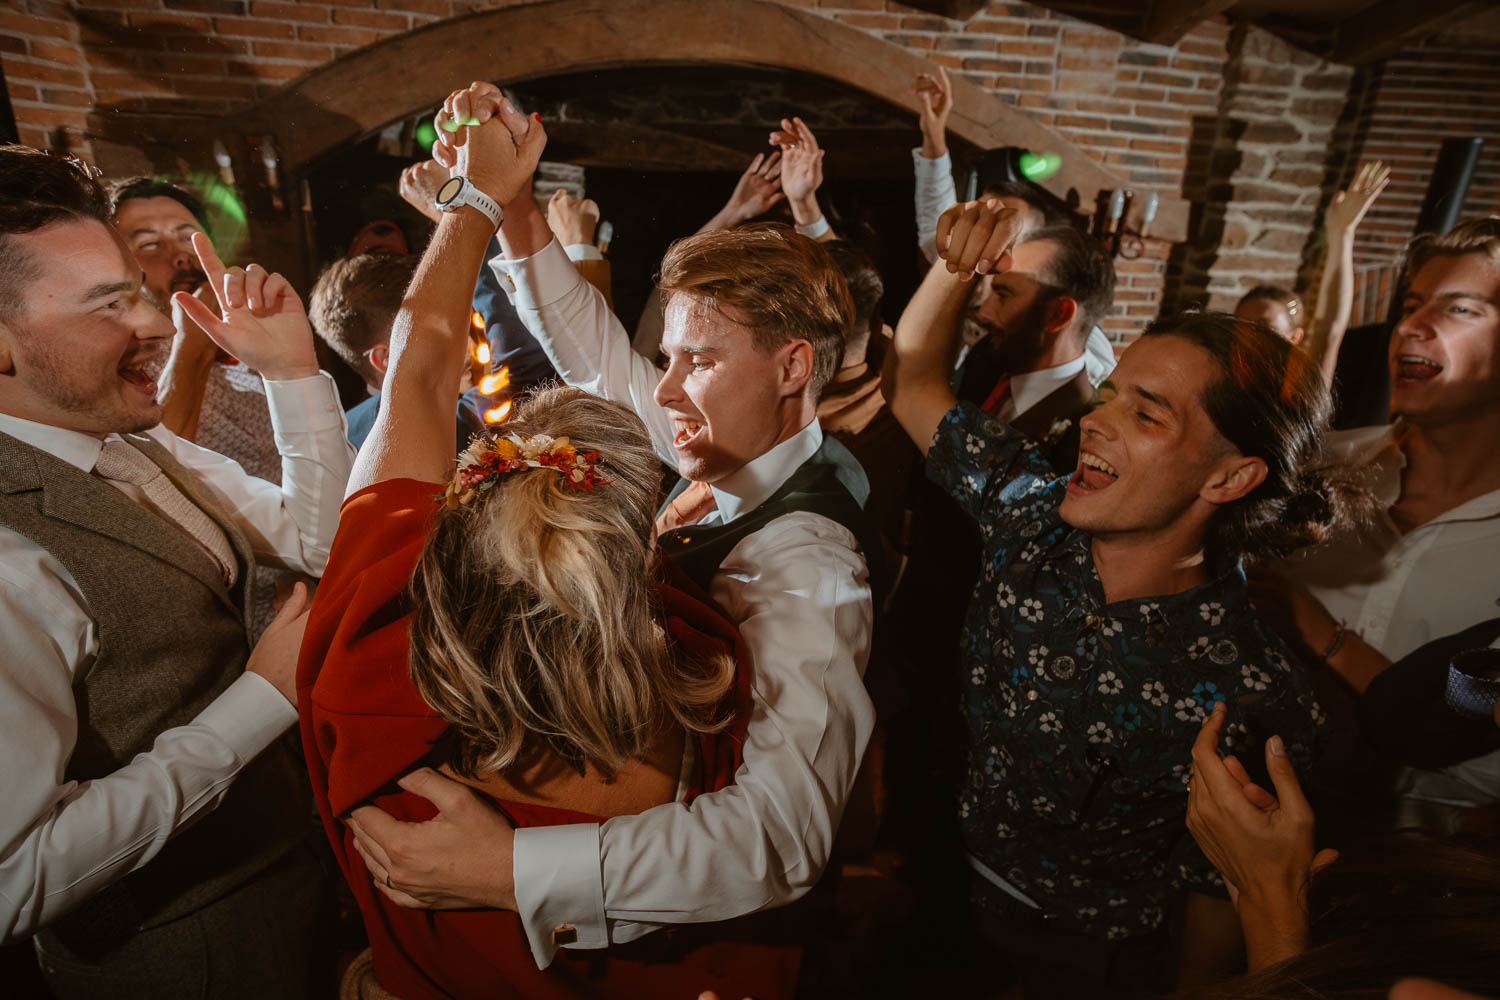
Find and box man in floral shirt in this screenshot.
[883,201,1342,996]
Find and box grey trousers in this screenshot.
[34,843,335,1000]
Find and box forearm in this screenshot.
[1326,629,1392,695]
[1237,889,1310,972]
[914,149,958,262]
[0,671,293,942]
[697,205,744,235]
[156,342,216,440]
[1177,892,1245,988]
[1310,228,1355,386]
[883,261,968,450]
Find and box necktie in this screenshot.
[980,375,1013,416]
[94,439,239,586]
[653,480,717,538]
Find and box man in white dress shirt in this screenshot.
[1269,217,1500,827]
[342,83,876,971]
[0,144,354,998]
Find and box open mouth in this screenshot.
[1394,354,1443,385]
[672,418,705,450]
[118,354,159,398]
[168,270,207,295]
[1068,450,1119,494]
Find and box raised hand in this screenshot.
[771,116,825,215]
[431,81,547,208]
[171,231,319,381]
[935,198,1026,279]
[345,767,517,911]
[546,187,601,247]
[718,150,784,227]
[1325,160,1389,235]
[912,66,953,159]
[399,159,450,224]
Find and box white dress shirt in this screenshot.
[1285,423,1500,807]
[914,148,1117,389]
[0,373,355,942]
[490,239,876,968]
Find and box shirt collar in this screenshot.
[707,418,823,523]
[0,410,109,472]
[1009,352,1088,417]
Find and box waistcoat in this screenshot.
[656,434,882,596]
[0,429,310,948]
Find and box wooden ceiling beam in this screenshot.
[1144,0,1239,45]
[1332,0,1490,64]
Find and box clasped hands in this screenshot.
[429,81,548,214]
[935,198,1027,281]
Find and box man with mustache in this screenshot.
[0,144,354,997]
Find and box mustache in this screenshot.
[169,267,208,289]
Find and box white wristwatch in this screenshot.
[434,176,503,228]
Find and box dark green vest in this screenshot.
[656,434,883,596]
[0,429,310,948]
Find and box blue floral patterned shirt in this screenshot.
[928,401,1324,939]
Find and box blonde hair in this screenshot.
[409,385,735,778]
[657,222,854,396]
[1405,216,1500,286]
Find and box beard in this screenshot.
[966,296,1054,375]
[14,328,161,435]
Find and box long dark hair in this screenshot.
[1142,312,1370,562]
[1181,833,1500,999]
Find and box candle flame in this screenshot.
[474,341,491,365]
[483,400,513,424]
[479,367,510,395]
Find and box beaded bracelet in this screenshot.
[1321,620,1349,662]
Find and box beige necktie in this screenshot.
[653,480,718,538]
[94,439,239,586]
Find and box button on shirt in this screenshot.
[491,239,874,968]
[0,374,355,942]
[928,401,1323,939]
[1285,423,1500,807]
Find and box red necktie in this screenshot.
[980,376,1013,416]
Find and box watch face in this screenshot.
[436,176,464,205]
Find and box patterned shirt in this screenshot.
[928,402,1324,939]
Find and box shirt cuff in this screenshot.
[913,147,952,176]
[795,215,831,240]
[192,672,297,765]
[263,371,345,436]
[512,822,607,968]
[564,243,604,262]
[488,238,583,313]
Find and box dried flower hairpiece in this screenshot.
[443,432,608,509]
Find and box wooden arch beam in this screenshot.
[233,0,1188,240]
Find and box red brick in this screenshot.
[331,8,409,30]
[213,15,295,38]
[297,24,382,45]
[126,12,217,33]
[250,1,330,21]
[833,12,898,29]
[374,0,453,14]
[251,39,333,60]
[4,59,88,87]
[27,39,88,66]
[0,11,73,40]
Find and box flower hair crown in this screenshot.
[443,432,608,509]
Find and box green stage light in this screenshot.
[1018,151,1062,182]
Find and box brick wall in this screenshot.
[3,0,1490,343]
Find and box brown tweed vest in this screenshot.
[0,429,310,948]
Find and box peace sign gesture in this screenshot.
[171,231,320,381]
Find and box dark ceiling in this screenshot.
[902,0,1497,64]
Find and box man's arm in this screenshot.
[0,557,305,942]
[771,117,834,242]
[168,234,355,573]
[884,200,1025,454]
[494,194,677,461]
[1307,161,1389,386]
[912,67,958,262]
[155,287,222,441]
[698,151,784,235]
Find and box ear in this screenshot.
[779,338,815,398]
[368,342,390,378]
[0,321,14,377]
[1043,296,1078,338]
[1289,326,1306,347]
[1200,453,1267,506]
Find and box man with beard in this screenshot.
[110,179,281,485]
[0,144,353,996]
